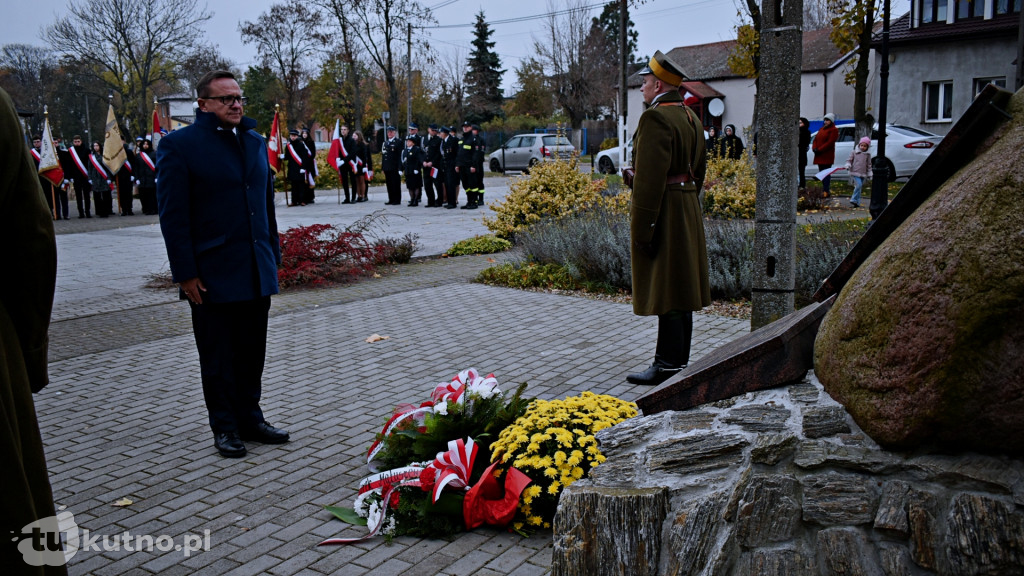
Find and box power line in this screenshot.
[430,1,609,29]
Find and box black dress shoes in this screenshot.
[626,364,683,385]
[214,432,246,458]
[239,421,290,444]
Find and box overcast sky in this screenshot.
[6,0,910,93]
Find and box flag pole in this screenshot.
[279,104,288,208]
[113,93,124,216]
[44,105,58,220]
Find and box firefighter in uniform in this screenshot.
[381,125,403,205]
[455,121,479,209]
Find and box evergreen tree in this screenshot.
[594,2,640,65]
[463,11,504,124]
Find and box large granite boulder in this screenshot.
[814,88,1024,454]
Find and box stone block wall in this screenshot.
[552,375,1024,575]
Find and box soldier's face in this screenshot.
[641,74,660,105]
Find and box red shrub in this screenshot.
[278,223,384,288]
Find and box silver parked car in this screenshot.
[807,123,942,182]
[488,134,575,173]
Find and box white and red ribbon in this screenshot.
[69,146,89,178]
[365,404,434,470]
[88,153,109,178]
[423,438,478,504]
[138,151,156,172]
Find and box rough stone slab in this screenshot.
[874,480,911,537]
[877,542,914,576]
[788,381,820,403]
[637,299,832,414]
[585,455,640,487]
[802,406,851,439]
[666,492,728,576]
[735,475,802,547]
[595,414,667,454]
[668,411,715,433]
[646,434,749,475]
[816,527,882,576]
[801,473,878,526]
[737,547,815,576]
[908,490,939,571]
[750,433,798,466]
[794,440,904,475]
[946,493,1024,574]
[551,486,667,576]
[721,404,792,433]
[905,453,1024,500]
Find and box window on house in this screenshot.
[920,0,949,23]
[924,81,953,122]
[973,77,1007,96]
[956,0,985,18]
[995,0,1022,14]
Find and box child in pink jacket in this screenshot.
[844,136,872,207]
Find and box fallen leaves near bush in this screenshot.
[518,286,752,320]
[365,334,390,343]
[112,498,134,507]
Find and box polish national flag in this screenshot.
[327,119,348,170]
[151,106,162,150]
[267,108,283,174]
[38,113,64,187]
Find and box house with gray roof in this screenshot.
[627,28,866,138]
[871,0,1020,136]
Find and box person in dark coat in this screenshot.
[705,126,721,159]
[338,124,355,203]
[719,124,745,160]
[0,87,68,575]
[403,135,425,206]
[626,50,710,386]
[351,130,371,202]
[455,121,480,209]
[66,135,92,218]
[87,141,115,217]
[156,70,287,459]
[798,117,811,190]
[441,125,459,208]
[300,128,317,204]
[118,141,136,215]
[134,138,157,214]
[381,126,402,205]
[422,124,444,207]
[286,129,310,206]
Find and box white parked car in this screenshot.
[807,123,942,182]
[595,145,631,174]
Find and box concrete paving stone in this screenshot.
[268,550,332,576]
[507,562,552,576]
[348,537,407,569]
[92,548,159,575]
[188,558,244,576]
[308,546,372,575]
[225,534,287,565]
[486,544,541,572]
[439,549,494,575]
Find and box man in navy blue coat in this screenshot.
[156,70,288,458]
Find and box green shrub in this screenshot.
[483,158,623,240]
[794,218,868,306]
[514,204,632,290]
[599,138,618,151]
[703,156,757,219]
[446,234,513,256]
[705,219,755,301]
[477,262,580,290]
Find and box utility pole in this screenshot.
[869,0,891,220]
[751,0,803,329]
[618,0,628,172]
[84,94,91,142]
[407,22,413,132]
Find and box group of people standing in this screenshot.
[704,124,745,160]
[378,121,487,209]
[29,133,158,220]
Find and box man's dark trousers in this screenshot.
[190,297,271,433]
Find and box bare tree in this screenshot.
[344,0,433,124]
[534,0,605,145]
[431,46,466,123]
[45,0,212,134]
[313,0,366,133]
[240,0,325,128]
[176,43,237,95]
[0,44,57,131]
[804,0,833,30]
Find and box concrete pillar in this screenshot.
[752,0,803,329]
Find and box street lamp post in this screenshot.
[869,0,891,220]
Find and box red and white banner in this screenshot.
[267,109,282,174]
[37,114,63,187]
[151,106,162,150]
[327,119,348,170]
[138,151,156,172]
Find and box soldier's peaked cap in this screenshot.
[638,50,688,87]
[386,125,396,131]
[439,125,450,133]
